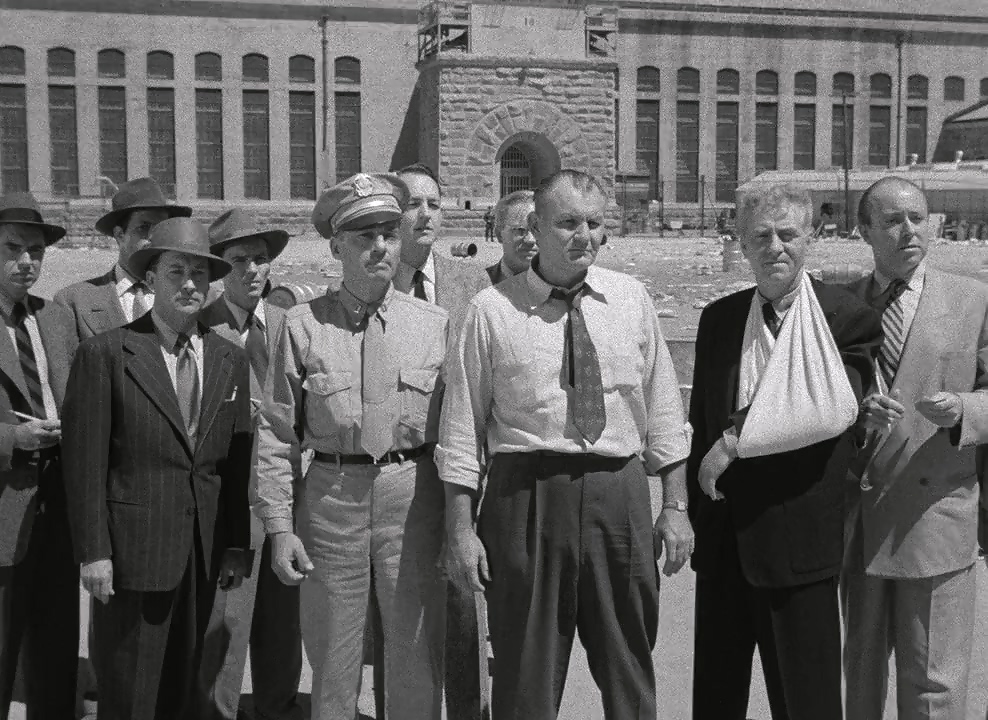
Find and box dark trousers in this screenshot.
[478,452,660,720]
[93,543,213,720]
[0,496,79,720]
[692,535,842,720]
[444,584,482,719]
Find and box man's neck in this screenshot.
[343,278,389,305]
[757,270,803,304]
[401,245,432,271]
[0,286,27,309]
[535,261,587,290]
[153,307,197,336]
[224,292,260,315]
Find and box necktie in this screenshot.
[245,313,269,384]
[877,279,909,387]
[412,270,428,301]
[175,333,200,441]
[550,286,606,444]
[131,281,149,320]
[360,312,398,459]
[11,303,46,419]
[762,302,781,338]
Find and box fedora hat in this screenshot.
[312,173,409,238]
[128,217,232,281]
[95,177,192,237]
[0,192,66,245]
[208,208,289,261]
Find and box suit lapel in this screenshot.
[33,297,70,408]
[201,297,243,349]
[716,289,753,421]
[196,329,234,450]
[82,272,127,336]
[122,318,192,456]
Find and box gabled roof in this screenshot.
[945,100,988,125]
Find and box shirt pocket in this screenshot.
[398,366,440,433]
[302,371,354,441]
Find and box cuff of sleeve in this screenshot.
[262,517,293,535]
[434,444,482,493]
[642,433,690,474]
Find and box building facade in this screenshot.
[1,0,988,230]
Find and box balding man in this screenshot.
[843,176,988,720]
[486,191,537,285]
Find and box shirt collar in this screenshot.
[755,271,804,314]
[874,260,926,294]
[499,258,518,280]
[399,252,435,289]
[222,295,265,332]
[338,283,394,327]
[151,309,200,352]
[0,288,25,320]
[114,262,143,297]
[525,259,604,306]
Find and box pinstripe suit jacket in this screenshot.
[0,296,77,566]
[61,311,253,592]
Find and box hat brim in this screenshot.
[335,207,402,233]
[0,220,67,246]
[209,229,290,262]
[128,246,232,283]
[95,204,193,237]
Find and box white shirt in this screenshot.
[394,252,436,304]
[222,295,267,345]
[873,261,926,342]
[151,310,204,401]
[115,263,154,323]
[0,293,57,420]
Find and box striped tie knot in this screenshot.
[885,278,908,308]
[175,333,192,354]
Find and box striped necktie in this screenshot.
[877,279,908,387]
[550,285,606,444]
[175,333,200,440]
[11,302,46,419]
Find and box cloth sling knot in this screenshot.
[549,285,606,444]
[11,302,45,419]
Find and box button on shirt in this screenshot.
[150,310,204,402]
[255,284,448,534]
[435,264,691,492]
[115,263,154,324]
[394,252,436,304]
[0,294,57,420]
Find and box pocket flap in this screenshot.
[399,367,439,393]
[302,371,352,396]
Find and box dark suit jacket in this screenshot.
[686,278,881,588]
[198,296,280,403]
[0,297,77,566]
[61,312,253,592]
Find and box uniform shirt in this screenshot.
[255,284,449,534]
[150,309,204,401]
[394,252,436,304]
[871,260,926,341]
[115,263,154,323]
[435,264,691,492]
[0,293,57,420]
[222,295,267,345]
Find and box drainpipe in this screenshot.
[895,35,904,167]
[320,14,331,186]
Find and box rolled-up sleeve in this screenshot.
[256,311,306,535]
[638,285,691,473]
[435,301,493,492]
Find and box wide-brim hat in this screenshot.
[208,208,289,261]
[311,173,410,238]
[95,177,192,236]
[0,192,66,245]
[128,217,232,281]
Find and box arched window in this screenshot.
[47,48,75,77]
[242,53,268,82]
[870,73,892,99]
[98,49,126,79]
[755,70,778,95]
[981,77,988,99]
[907,74,928,100]
[289,55,315,84]
[716,69,739,95]
[636,66,660,94]
[794,71,817,96]
[677,67,699,94]
[944,76,965,102]
[195,52,222,82]
[832,72,855,97]
[147,51,174,81]
[0,46,25,76]
[334,57,360,84]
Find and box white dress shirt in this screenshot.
[151,310,204,401]
[394,252,436,304]
[0,293,57,420]
[115,263,154,323]
[222,295,267,345]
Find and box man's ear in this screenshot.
[112,226,126,248]
[329,238,343,258]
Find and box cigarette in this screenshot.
[13,411,43,422]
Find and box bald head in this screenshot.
[857,176,930,281]
[857,176,925,229]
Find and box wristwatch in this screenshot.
[662,500,688,512]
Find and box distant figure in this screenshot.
[484,206,495,242]
[487,190,536,285]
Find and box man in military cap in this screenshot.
[256,173,448,720]
[62,217,253,720]
[0,193,79,719]
[198,208,303,720]
[54,177,192,342]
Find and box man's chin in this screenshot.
[414,233,436,247]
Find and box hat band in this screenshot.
[0,208,44,224]
[331,197,402,234]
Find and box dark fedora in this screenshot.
[128,217,232,281]
[0,192,66,245]
[208,208,289,261]
[95,177,192,237]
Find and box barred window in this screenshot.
[794,71,817,97]
[289,55,315,84]
[832,72,855,97]
[98,49,126,79]
[47,48,75,78]
[147,51,174,81]
[195,52,222,82]
[944,76,965,102]
[716,69,739,95]
[0,47,25,76]
[636,66,660,94]
[907,75,928,101]
[870,73,892,99]
[755,70,778,96]
[677,67,699,94]
[242,54,269,83]
[334,57,360,84]
[49,85,79,196]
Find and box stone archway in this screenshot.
[466,100,591,198]
[496,131,561,195]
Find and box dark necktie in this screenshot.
[11,303,46,419]
[131,281,149,320]
[245,313,269,384]
[762,302,781,338]
[175,333,200,440]
[876,279,909,387]
[550,286,606,444]
[412,270,428,301]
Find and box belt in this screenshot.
[314,446,428,466]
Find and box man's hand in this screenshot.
[698,436,735,501]
[13,419,61,451]
[218,549,248,591]
[270,532,313,586]
[444,526,489,594]
[858,391,905,432]
[654,509,694,576]
[81,559,114,604]
[915,392,963,428]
